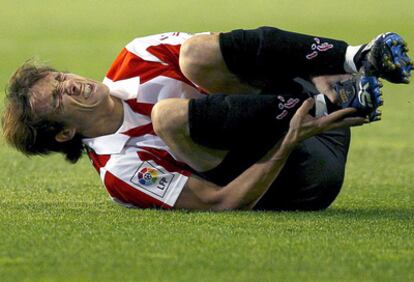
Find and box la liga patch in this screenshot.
[131,161,174,198]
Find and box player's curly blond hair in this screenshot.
[2,61,84,163]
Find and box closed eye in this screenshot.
[51,88,61,111]
[55,72,66,82]
[52,73,65,111]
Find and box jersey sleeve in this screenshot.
[88,149,191,209]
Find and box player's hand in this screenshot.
[282,98,366,148]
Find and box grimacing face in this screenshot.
[29,72,111,129]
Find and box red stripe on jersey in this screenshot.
[146,44,181,69]
[106,47,200,89]
[138,147,192,176]
[104,170,172,209]
[106,48,167,84]
[87,150,111,173]
[121,123,155,137]
[126,99,154,117]
[146,44,209,94]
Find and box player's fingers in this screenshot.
[296,98,315,116]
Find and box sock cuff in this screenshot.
[314,94,328,117]
[344,45,363,73]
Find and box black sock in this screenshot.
[189,94,308,150]
[219,27,349,88]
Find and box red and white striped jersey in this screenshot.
[83,32,207,209]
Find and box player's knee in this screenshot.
[151,101,176,138]
[152,99,190,141]
[180,36,207,83]
[180,34,258,94]
[180,34,231,91]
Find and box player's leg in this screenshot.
[182,28,351,93]
[152,73,382,172]
[220,27,413,85]
[182,27,412,93]
[151,99,228,172]
[219,27,349,89]
[152,92,307,171]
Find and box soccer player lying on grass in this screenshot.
[2,27,412,211]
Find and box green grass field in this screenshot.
[1,0,414,281]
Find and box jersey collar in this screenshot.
[82,77,141,155]
[82,133,129,155]
[102,76,140,100]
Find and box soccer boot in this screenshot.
[355,33,413,84]
[334,75,383,122]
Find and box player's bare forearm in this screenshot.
[176,137,293,211]
[213,139,294,210]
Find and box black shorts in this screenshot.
[197,128,350,211]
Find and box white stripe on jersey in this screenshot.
[137,76,206,104]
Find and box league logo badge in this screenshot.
[137,167,158,186]
[131,162,175,198]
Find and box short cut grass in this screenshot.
[1,0,414,280]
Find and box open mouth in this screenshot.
[82,83,95,99]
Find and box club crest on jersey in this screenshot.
[131,162,174,198]
[306,38,334,60]
[137,167,158,186]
